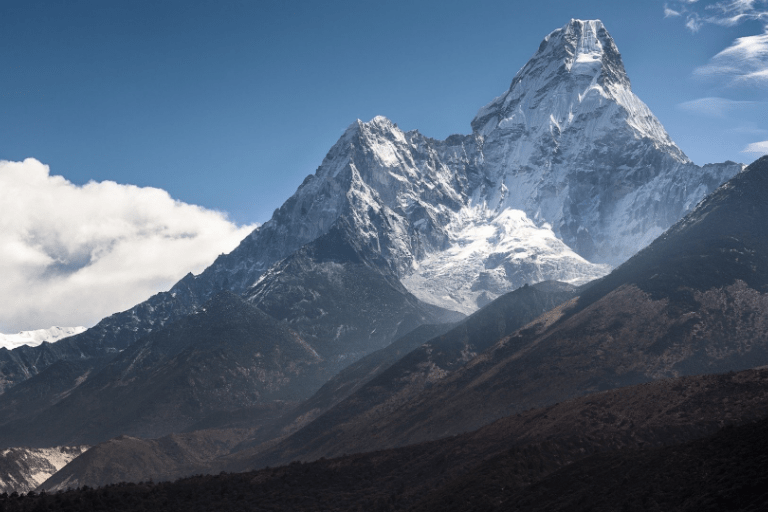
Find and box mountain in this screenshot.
[469,19,736,265]
[0,226,458,448]
[32,324,454,492]
[220,322,456,447]
[238,155,768,464]
[21,281,573,489]
[243,218,461,362]
[0,20,743,398]
[0,358,110,433]
[37,430,252,493]
[0,293,323,446]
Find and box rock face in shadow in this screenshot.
[227,281,578,470]
[235,157,768,465]
[0,293,322,447]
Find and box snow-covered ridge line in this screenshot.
[0,326,87,350]
[210,18,740,314]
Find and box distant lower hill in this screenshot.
[0,446,87,494]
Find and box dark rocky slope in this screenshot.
[7,368,768,510]
[0,293,321,447]
[235,280,578,469]
[238,156,768,462]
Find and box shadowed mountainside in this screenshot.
[233,280,578,469]
[235,156,768,466]
[12,368,768,510]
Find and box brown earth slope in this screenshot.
[8,368,768,511]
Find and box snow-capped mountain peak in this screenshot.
[211,19,739,311]
[105,19,742,324]
[472,19,685,163]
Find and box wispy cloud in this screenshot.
[694,30,768,85]
[677,96,757,116]
[727,123,768,135]
[666,2,768,86]
[686,14,705,31]
[666,0,768,31]
[743,140,768,153]
[0,158,257,333]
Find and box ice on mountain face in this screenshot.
[461,19,741,265]
[401,207,609,314]
[0,326,87,350]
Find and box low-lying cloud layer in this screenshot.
[0,158,258,333]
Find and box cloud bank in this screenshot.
[0,158,257,333]
[743,140,768,153]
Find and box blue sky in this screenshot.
[3,0,766,224]
[1,0,768,332]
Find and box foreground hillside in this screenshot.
[2,368,767,511]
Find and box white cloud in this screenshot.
[743,140,768,153]
[677,96,756,116]
[694,30,768,85]
[0,158,258,333]
[666,0,768,31]
[686,15,705,31]
[727,123,768,135]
